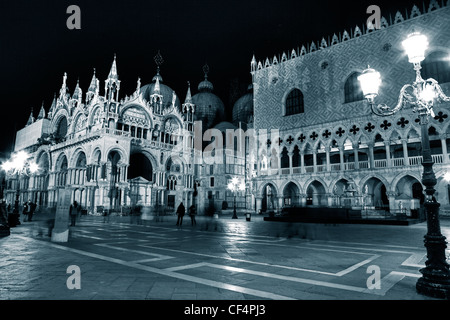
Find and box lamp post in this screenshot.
[1,151,39,227]
[227,177,245,219]
[358,31,450,299]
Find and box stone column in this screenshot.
[300,151,305,173]
[312,151,317,173]
[353,142,359,170]
[368,142,375,169]
[402,139,409,166]
[327,193,334,207]
[288,151,293,174]
[299,194,307,207]
[277,196,284,211]
[440,136,448,163]
[387,191,397,214]
[339,146,345,171]
[326,146,331,171]
[384,142,392,167]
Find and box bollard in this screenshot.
[246,212,251,221]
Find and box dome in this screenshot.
[198,79,214,92]
[140,76,181,110]
[192,91,225,130]
[232,84,253,125]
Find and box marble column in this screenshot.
[440,136,448,163]
[402,139,409,166]
[384,142,392,167]
[339,147,345,171]
[353,142,359,170]
[300,151,305,173]
[326,146,331,171]
[368,142,375,169]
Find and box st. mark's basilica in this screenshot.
[3,0,450,220]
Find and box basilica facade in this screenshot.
[3,51,250,216]
[250,0,450,217]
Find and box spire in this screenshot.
[26,107,34,126]
[88,68,98,92]
[105,55,121,102]
[47,93,56,120]
[184,81,192,104]
[108,54,118,80]
[59,72,68,98]
[182,81,195,114]
[154,75,161,94]
[37,102,46,119]
[72,78,82,100]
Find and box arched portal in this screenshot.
[283,182,300,207]
[107,150,122,210]
[306,180,327,206]
[73,152,87,208]
[262,183,277,212]
[363,177,389,210]
[128,153,153,181]
[127,152,154,207]
[394,175,423,217]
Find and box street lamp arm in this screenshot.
[429,78,450,103]
[370,83,414,116]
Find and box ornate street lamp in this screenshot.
[1,151,39,226]
[227,177,245,219]
[358,31,450,299]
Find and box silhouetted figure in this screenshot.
[176,202,185,226]
[189,205,197,226]
[70,201,79,226]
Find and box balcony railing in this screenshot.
[260,153,448,176]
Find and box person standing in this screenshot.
[22,201,30,222]
[189,205,197,226]
[70,201,79,226]
[28,201,37,222]
[176,202,185,226]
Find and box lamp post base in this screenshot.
[232,209,238,219]
[416,271,450,299]
[415,201,450,299]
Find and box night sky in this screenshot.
[0,0,419,157]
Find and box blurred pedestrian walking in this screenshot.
[189,205,197,226]
[22,200,30,222]
[176,202,185,227]
[70,201,80,226]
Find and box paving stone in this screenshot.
[0,212,448,301]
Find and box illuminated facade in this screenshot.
[3,53,236,215]
[250,1,450,217]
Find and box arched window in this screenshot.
[281,147,289,168]
[422,51,450,84]
[285,89,304,116]
[344,72,364,103]
[55,117,68,140]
